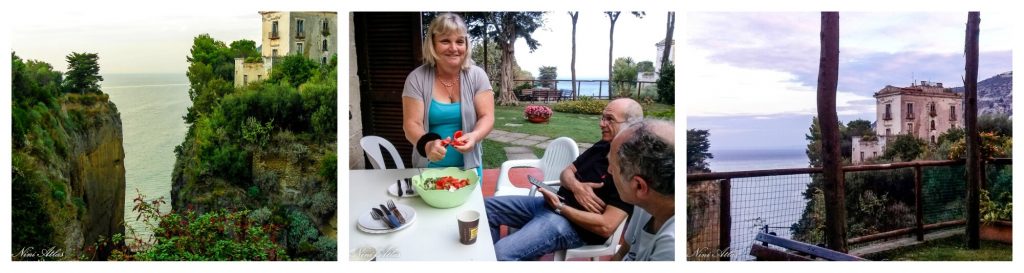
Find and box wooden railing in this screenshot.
[687,158,1011,261]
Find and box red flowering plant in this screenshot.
[524,105,553,120]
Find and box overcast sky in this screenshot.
[11,10,259,74]
[512,11,673,80]
[684,12,1013,150]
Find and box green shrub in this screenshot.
[314,236,337,261]
[254,169,279,195]
[241,116,273,148]
[656,62,674,104]
[50,181,67,201]
[73,197,87,218]
[319,152,337,182]
[286,210,320,259]
[552,97,608,115]
[305,191,335,218]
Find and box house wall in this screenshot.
[261,12,337,64]
[852,136,887,164]
[349,15,365,170]
[233,58,267,87]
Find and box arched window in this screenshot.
[930,120,936,130]
[322,39,329,51]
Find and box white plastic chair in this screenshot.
[553,216,628,261]
[493,137,579,197]
[360,135,405,169]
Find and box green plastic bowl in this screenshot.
[412,167,480,209]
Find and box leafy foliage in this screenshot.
[686,129,713,173]
[883,134,927,161]
[551,96,608,115]
[63,52,104,94]
[636,61,655,73]
[538,66,557,88]
[611,57,637,96]
[947,132,1010,160]
[656,62,674,104]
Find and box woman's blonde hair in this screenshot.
[422,13,475,70]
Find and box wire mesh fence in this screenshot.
[687,159,1011,261]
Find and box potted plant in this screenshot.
[980,189,1012,244]
[524,105,552,123]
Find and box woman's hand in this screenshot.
[451,131,479,153]
[426,139,447,162]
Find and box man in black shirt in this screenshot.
[485,98,643,261]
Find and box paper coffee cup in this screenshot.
[457,210,480,245]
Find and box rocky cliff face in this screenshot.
[952,71,1013,116]
[64,100,127,253]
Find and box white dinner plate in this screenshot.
[357,203,417,234]
[388,181,418,197]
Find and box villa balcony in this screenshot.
[269,31,279,40]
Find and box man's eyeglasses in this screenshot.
[600,115,625,125]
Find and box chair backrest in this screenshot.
[539,137,579,181]
[359,135,405,169]
[603,216,628,248]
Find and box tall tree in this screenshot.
[63,52,103,94]
[611,57,638,96]
[605,11,644,96]
[661,12,675,71]
[568,11,579,99]
[492,12,545,106]
[686,128,713,173]
[636,61,655,73]
[538,66,557,89]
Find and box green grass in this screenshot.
[494,105,603,143]
[482,139,541,169]
[864,234,1012,261]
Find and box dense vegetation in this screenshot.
[162,34,337,261]
[12,51,120,260]
[791,115,1012,244]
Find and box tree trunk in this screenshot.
[497,13,520,106]
[661,12,675,70]
[570,12,579,100]
[964,11,981,250]
[607,12,620,97]
[816,12,848,253]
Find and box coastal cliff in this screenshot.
[12,93,126,260]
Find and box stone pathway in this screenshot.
[486,129,594,160]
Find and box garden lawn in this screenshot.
[482,139,541,169]
[864,234,1011,261]
[494,105,603,144]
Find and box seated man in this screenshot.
[485,98,644,261]
[609,119,675,261]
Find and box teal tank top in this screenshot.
[428,98,464,168]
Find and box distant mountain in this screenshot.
[952,71,1012,116]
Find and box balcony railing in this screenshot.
[269,31,280,40]
[883,113,892,121]
[295,31,305,39]
[686,158,1011,261]
[906,112,915,120]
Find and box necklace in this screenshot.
[438,74,459,101]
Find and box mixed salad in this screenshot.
[422,175,471,192]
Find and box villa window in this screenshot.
[321,56,327,65]
[930,120,936,130]
[873,151,877,158]
[860,152,864,162]
[296,19,305,38]
[257,75,262,81]
[884,104,892,120]
[929,102,937,117]
[243,75,248,85]
[906,122,913,133]
[272,49,278,57]
[322,39,328,51]
[297,42,304,55]
[950,105,957,121]
[906,103,914,119]
[931,135,936,144]
[885,128,891,137]
[322,19,330,35]
[271,21,280,39]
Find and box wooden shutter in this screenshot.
[355,12,423,167]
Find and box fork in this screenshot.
[370,208,395,229]
[386,200,407,224]
[404,178,415,195]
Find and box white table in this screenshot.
[348,168,497,261]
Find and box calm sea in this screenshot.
[705,148,812,260]
[102,73,190,241]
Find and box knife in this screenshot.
[379,204,402,227]
[397,179,404,197]
[388,205,407,224]
[371,207,395,229]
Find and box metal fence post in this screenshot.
[914,166,924,241]
[719,178,731,261]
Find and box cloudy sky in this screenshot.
[513,11,673,80]
[11,10,259,74]
[684,12,1013,150]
